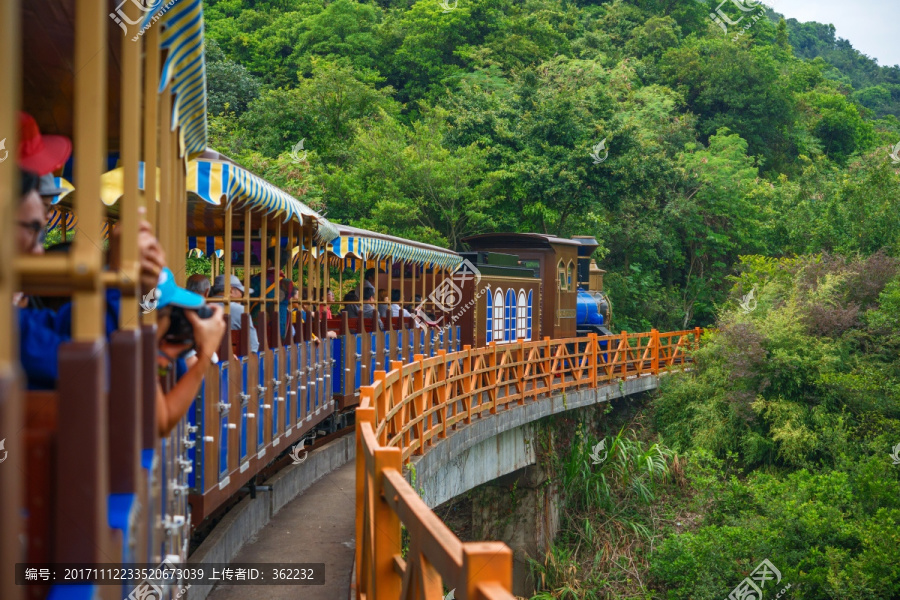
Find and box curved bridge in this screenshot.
[354,329,701,600]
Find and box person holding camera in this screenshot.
[154,267,226,436]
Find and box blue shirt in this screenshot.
[19,288,121,390]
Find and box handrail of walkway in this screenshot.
[355,328,702,599]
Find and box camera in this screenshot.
[163,304,215,346]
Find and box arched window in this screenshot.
[517,290,527,340]
[493,290,505,343]
[505,289,516,342]
[527,290,533,340]
[486,288,493,343]
[567,260,575,290]
[557,260,567,291]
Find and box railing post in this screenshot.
[372,446,403,600]
[374,372,388,445]
[517,342,526,406]
[651,329,659,375]
[488,343,498,415]
[437,350,449,439]
[355,405,375,600]
[544,337,551,394]
[390,360,404,453]
[620,331,628,378]
[413,354,426,453]
[462,542,514,600]
[463,345,474,425]
[694,326,702,351]
[589,333,598,388]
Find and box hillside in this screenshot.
[203,5,900,595]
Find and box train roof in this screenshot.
[331,225,462,269]
[463,232,585,249]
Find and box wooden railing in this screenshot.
[355,328,701,599]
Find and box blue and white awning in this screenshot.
[330,227,461,269]
[187,158,339,243]
[142,0,208,156]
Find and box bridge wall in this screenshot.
[408,374,661,508]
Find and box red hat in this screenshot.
[17,112,72,176]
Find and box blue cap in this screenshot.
[156,267,205,310]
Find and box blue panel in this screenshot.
[107,493,135,541]
[354,334,362,390]
[284,346,292,428]
[187,397,197,488]
[48,584,97,600]
[219,363,228,475]
[272,351,280,437]
[332,337,343,395]
[240,360,248,459]
[308,340,315,415]
[257,354,265,448]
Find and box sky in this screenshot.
[768,0,900,67]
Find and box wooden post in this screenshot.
[371,446,403,600]
[544,336,551,393]
[413,355,426,453]
[488,343,498,415]
[589,333,598,388]
[517,342,526,406]
[651,329,659,374]
[620,331,628,378]
[0,1,22,596]
[462,542,514,600]
[694,326,702,351]
[354,404,375,598]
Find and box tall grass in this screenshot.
[529,423,678,599]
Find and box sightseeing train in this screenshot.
[0,2,609,599]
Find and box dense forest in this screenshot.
[203,0,900,597]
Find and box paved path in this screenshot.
[206,461,356,600]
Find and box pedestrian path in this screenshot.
[206,461,356,600]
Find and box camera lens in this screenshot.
[196,305,214,319]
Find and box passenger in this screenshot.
[311,288,334,319]
[154,268,226,436]
[210,274,259,354]
[323,288,335,318]
[250,248,293,339]
[343,290,360,318]
[391,289,412,318]
[37,174,67,218]
[15,168,163,388]
[361,287,384,330]
[186,274,211,298]
[377,288,390,319]
[363,268,376,295]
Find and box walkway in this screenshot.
[205,461,357,600]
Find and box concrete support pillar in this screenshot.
[470,464,559,597]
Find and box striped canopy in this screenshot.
[46,207,112,239]
[100,162,160,206]
[143,0,208,156]
[330,227,461,269]
[187,158,339,243]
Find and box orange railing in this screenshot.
[355,328,701,599]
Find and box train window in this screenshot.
[567,261,575,290]
[486,288,493,343]
[558,261,567,291]
[517,290,527,340]
[505,289,515,342]
[527,290,533,340]
[521,259,540,278]
[493,289,505,342]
